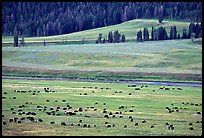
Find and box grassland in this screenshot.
[2,18,202,136]
[2,39,202,82]
[2,78,202,136]
[2,19,190,44]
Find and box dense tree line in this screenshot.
[2,2,202,37]
[137,22,202,42]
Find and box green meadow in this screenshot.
[2,19,202,136]
[2,79,202,136]
[2,39,202,82]
[2,19,190,43]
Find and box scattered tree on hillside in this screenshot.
[97,33,103,43]
[143,28,149,41]
[170,26,174,40]
[151,27,157,41]
[188,22,195,39]
[13,35,18,47]
[121,34,126,42]
[108,31,113,43]
[43,40,46,46]
[173,26,177,39]
[113,30,121,43]
[195,22,202,38]
[137,30,142,42]
[182,29,188,39]
[177,33,181,39]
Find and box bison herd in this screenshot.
[2,84,202,135]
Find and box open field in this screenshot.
[2,39,202,82]
[2,19,190,44]
[2,17,202,136]
[2,78,202,136]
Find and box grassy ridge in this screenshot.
[2,19,190,43]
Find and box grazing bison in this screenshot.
[50,121,55,124]
[107,125,111,128]
[150,125,154,128]
[61,122,66,126]
[189,127,194,130]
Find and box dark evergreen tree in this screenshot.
[151,27,154,41]
[137,30,142,42]
[143,28,149,41]
[108,31,113,43]
[195,22,202,38]
[177,33,181,39]
[163,27,168,40]
[157,27,168,40]
[188,22,195,39]
[43,40,46,46]
[97,33,103,43]
[182,28,188,39]
[121,34,126,43]
[157,27,164,40]
[13,35,18,47]
[173,26,177,39]
[170,26,173,40]
[113,30,121,43]
[151,27,157,41]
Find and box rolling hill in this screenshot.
[2,19,190,43]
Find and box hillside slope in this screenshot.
[2,19,190,43]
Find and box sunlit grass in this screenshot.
[2,19,190,43]
[2,78,202,136]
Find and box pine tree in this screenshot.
[163,27,168,40]
[108,31,113,43]
[151,27,157,41]
[121,34,126,42]
[97,33,103,43]
[177,33,180,39]
[170,26,173,40]
[137,30,142,42]
[157,27,163,40]
[151,27,154,41]
[13,35,18,47]
[143,28,149,41]
[188,22,195,39]
[173,26,177,39]
[113,30,121,43]
[43,40,46,46]
[182,28,187,39]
